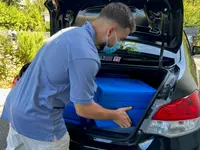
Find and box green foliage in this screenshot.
[0,32,45,86]
[34,0,47,12]
[45,22,50,32]
[2,0,21,7]
[16,32,45,65]
[0,1,45,32]
[184,0,200,28]
[0,1,47,87]
[0,2,25,31]
[0,34,20,82]
[23,0,46,31]
[184,0,200,45]
[121,42,138,52]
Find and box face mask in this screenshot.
[103,31,121,54]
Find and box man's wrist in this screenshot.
[108,110,119,120]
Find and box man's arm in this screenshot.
[75,101,119,120]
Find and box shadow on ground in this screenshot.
[0,117,9,150]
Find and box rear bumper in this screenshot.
[69,129,200,150]
[69,140,141,150]
[147,128,200,150]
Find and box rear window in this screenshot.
[97,41,180,66]
[98,40,179,62]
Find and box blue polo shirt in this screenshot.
[1,22,101,142]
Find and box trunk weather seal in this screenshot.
[159,41,165,68]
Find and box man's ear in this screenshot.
[106,26,115,37]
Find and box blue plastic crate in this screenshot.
[63,102,80,121]
[63,118,81,125]
[63,102,91,126]
[95,109,145,128]
[94,77,156,128]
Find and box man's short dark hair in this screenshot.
[99,2,136,32]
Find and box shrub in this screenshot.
[0,34,20,84]
[16,32,45,65]
[23,1,45,32]
[0,1,45,32]
[45,22,50,32]
[0,31,45,87]
[184,1,200,28]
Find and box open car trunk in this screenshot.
[63,63,168,144]
[44,0,183,146]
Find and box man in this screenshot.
[2,2,136,150]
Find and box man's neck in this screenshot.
[91,21,100,46]
[91,18,107,46]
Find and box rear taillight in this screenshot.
[152,90,200,121]
[144,90,200,137]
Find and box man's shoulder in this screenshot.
[63,27,98,58]
[62,26,85,37]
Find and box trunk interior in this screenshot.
[63,64,168,140]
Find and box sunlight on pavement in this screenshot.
[0,89,11,116]
[194,56,200,70]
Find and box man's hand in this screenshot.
[113,106,132,128]
[74,101,132,128]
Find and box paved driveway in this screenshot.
[0,118,9,150]
[194,55,200,70]
[0,89,10,150]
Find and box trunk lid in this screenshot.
[45,0,183,53]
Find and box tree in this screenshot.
[16,31,45,65]
[35,0,47,12]
[184,1,200,27]
[0,1,45,31]
[23,0,45,32]
[2,0,21,6]
[184,0,200,45]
